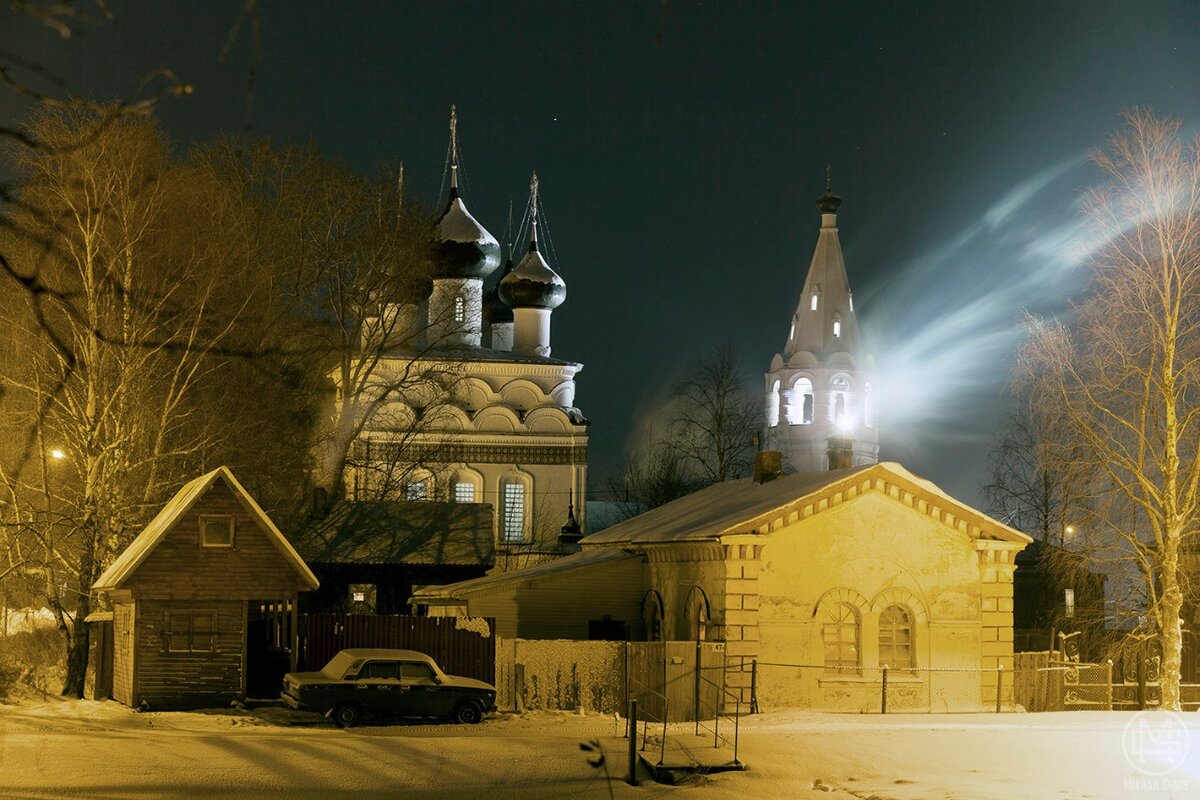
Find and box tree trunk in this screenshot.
[61,615,90,698]
[1159,553,1184,711]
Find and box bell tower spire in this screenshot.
[762,173,878,473]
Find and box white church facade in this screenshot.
[339,111,588,569]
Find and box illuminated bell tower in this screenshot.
[763,172,879,472]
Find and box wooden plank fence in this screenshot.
[297,614,495,684]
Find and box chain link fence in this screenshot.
[752,662,1015,713]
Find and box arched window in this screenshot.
[452,469,483,503]
[832,316,842,338]
[879,605,913,670]
[766,379,781,427]
[642,591,664,642]
[499,475,531,544]
[863,381,876,429]
[810,292,819,311]
[789,377,814,425]
[685,587,710,642]
[453,295,465,323]
[822,603,860,673]
[848,293,854,312]
[788,322,796,341]
[405,481,427,501]
[831,376,850,424]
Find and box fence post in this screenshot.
[881,664,889,714]
[996,664,1003,713]
[1105,660,1114,711]
[694,636,702,733]
[750,659,758,714]
[623,640,630,738]
[627,699,638,786]
[1137,658,1147,710]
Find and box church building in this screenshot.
[337,109,588,573]
[414,179,1031,712]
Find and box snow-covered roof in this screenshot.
[581,462,1031,546]
[439,196,499,247]
[411,548,639,602]
[93,466,319,592]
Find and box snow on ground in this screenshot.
[1,700,1197,799]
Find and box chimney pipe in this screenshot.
[827,435,855,470]
[753,450,783,484]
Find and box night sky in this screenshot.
[6,1,1200,507]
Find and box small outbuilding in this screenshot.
[93,467,319,710]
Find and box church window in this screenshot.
[453,295,465,323]
[453,482,476,503]
[831,376,850,424]
[879,605,913,671]
[1064,589,1075,619]
[788,322,795,340]
[500,481,527,543]
[823,603,860,673]
[833,317,842,338]
[767,380,781,427]
[848,293,854,312]
[405,481,427,501]
[810,292,819,311]
[789,377,814,425]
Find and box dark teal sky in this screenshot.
[6,1,1200,505]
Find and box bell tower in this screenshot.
[763,172,878,472]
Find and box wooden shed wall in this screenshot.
[134,599,246,709]
[112,602,135,706]
[465,557,646,639]
[127,479,309,600]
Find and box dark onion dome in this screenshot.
[499,241,566,310]
[437,187,502,279]
[483,256,514,324]
[816,165,842,213]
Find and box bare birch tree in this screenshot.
[1021,109,1200,710]
[0,107,262,696]
[667,341,759,484]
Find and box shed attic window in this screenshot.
[822,603,860,673]
[405,481,427,501]
[501,482,527,543]
[199,515,234,548]
[453,295,465,323]
[878,605,914,671]
[453,482,476,503]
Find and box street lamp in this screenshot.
[49,449,65,461]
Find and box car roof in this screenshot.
[337,648,437,663]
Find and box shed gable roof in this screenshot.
[93,466,319,591]
[581,462,1030,547]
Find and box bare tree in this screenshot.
[605,435,696,521]
[667,342,760,484]
[1021,109,1200,710]
[0,107,263,696]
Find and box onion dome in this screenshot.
[436,106,501,279]
[499,173,566,310]
[816,164,842,213]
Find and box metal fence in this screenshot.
[753,662,1014,714]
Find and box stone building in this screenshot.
[763,177,878,471]
[339,111,588,576]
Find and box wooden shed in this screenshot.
[93,467,319,710]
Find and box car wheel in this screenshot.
[454,701,483,724]
[332,702,362,729]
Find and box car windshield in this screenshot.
[321,652,359,679]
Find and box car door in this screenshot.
[399,660,447,717]
[356,660,404,718]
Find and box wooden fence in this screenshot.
[297,614,495,684]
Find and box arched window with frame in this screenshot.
[766,379,781,427]
[499,474,531,544]
[790,377,814,425]
[642,591,665,642]
[831,376,850,424]
[879,605,914,671]
[832,315,842,338]
[822,602,860,673]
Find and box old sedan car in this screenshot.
[281,648,497,727]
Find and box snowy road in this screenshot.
[1,701,1198,799]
